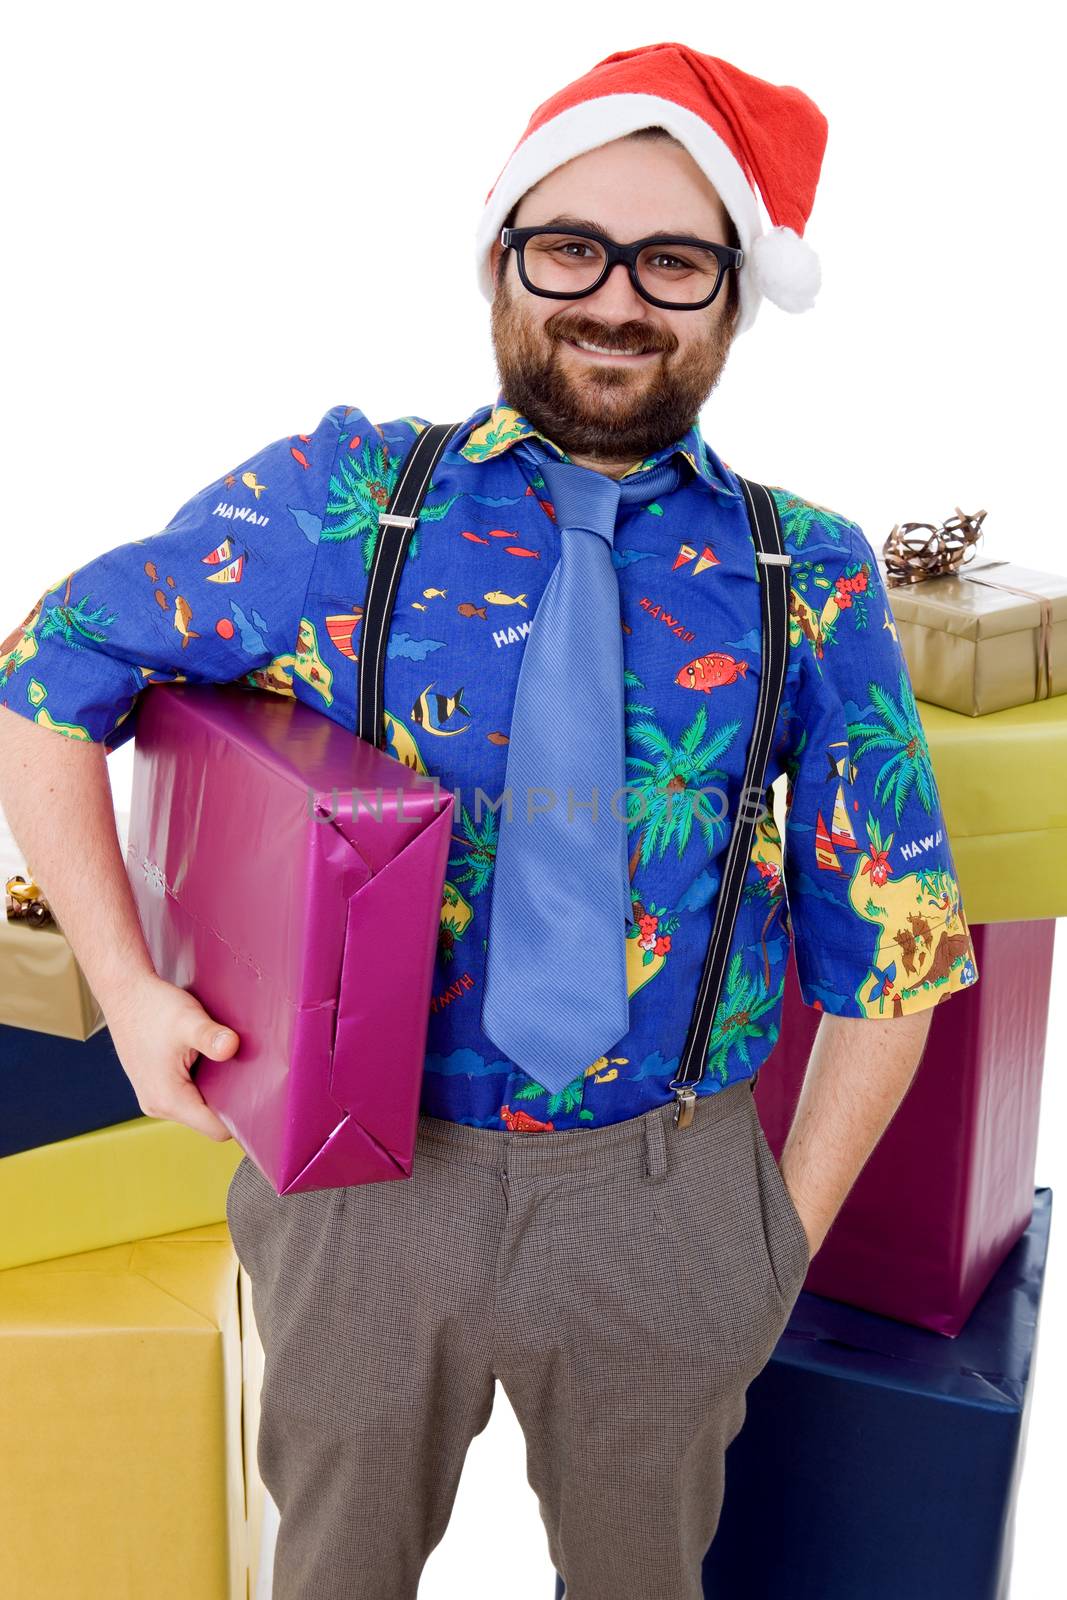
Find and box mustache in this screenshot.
[546,313,676,357]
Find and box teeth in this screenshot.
[573,338,642,355]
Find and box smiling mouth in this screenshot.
[562,336,661,361]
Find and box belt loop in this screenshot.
[644,1107,668,1180]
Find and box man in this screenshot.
[0,43,977,1600]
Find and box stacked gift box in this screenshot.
[0,804,268,1597]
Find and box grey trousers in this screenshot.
[225,1075,811,1600]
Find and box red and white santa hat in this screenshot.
[476,42,829,336]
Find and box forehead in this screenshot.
[515,136,729,238]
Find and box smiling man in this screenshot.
[488,131,742,473]
[0,40,979,1600]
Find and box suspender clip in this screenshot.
[671,1085,698,1129]
[756,551,791,566]
[378,511,419,529]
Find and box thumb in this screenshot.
[198,1018,240,1061]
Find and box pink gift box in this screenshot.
[125,683,454,1195]
[755,919,1053,1336]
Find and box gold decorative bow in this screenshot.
[882,507,987,586]
[5,874,54,928]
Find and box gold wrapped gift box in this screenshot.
[0,1222,250,1599]
[0,915,104,1039]
[0,1114,241,1271]
[882,558,1067,715]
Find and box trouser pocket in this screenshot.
[748,1094,810,1307]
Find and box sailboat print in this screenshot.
[814,810,842,873]
[824,738,859,854]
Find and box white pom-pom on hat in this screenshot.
[749,225,822,313]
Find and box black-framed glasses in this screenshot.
[500,224,744,310]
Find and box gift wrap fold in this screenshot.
[126,682,455,1196]
[0,1222,247,1600]
[883,556,1067,715]
[0,1114,240,1271]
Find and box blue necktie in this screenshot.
[481,446,681,1096]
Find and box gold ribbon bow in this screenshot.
[882,509,1055,701]
[5,874,53,927]
[882,507,987,585]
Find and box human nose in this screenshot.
[579,258,651,321]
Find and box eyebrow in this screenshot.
[532,214,718,246]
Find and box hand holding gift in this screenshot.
[103,970,240,1144]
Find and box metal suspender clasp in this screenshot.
[670,1084,698,1129]
[378,511,419,529]
[756,551,791,566]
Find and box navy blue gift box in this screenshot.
[553,1188,1050,1600]
[0,1020,142,1158]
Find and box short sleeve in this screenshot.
[780,520,980,1018]
[0,405,347,750]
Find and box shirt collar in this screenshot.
[455,389,739,500]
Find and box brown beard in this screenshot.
[490,269,736,465]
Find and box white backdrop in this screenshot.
[4,2,1063,1595]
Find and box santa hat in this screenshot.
[476,42,829,336]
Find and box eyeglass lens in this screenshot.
[520,231,723,305]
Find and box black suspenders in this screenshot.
[356,421,461,747]
[667,477,791,1125]
[358,432,791,1128]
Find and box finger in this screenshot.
[195,1017,240,1061]
[166,1074,233,1141]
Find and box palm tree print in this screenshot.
[508,1070,587,1119]
[705,950,784,1082]
[38,587,117,650]
[847,668,937,821]
[769,489,853,550]
[322,430,458,571]
[624,700,742,883]
[447,800,499,896]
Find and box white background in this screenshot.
[3,2,1063,1595]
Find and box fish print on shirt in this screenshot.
[0,394,978,1131]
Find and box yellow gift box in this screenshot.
[0,1115,242,1272]
[0,1222,247,1599]
[884,558,1067,715]
[918,693,1067,923]
[238,1260,269,1598]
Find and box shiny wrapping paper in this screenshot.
[755,920,1054,1336]
[126,682,454,1195]
[0,1222,247,1600]
[0,916,103,1039]
[882,556,1067,715]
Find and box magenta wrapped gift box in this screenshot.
[125,682,454,1195]
[756,919,1053,1336]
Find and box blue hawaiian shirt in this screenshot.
[0,391,979,1130]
